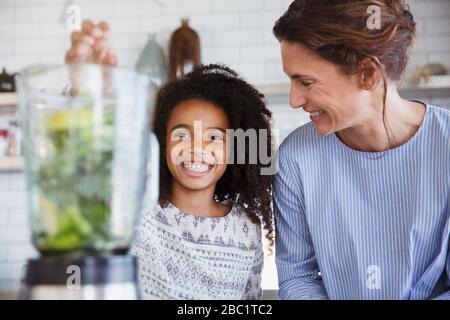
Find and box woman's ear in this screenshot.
[358,57,382,90]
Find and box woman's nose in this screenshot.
[290,85,307,109]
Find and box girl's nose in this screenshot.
[190,140,209,161]
[290,85,307,109]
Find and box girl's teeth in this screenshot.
[183,162,210,172]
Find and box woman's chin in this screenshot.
[313,123,334,136]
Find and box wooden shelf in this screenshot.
[0,156,24,172]
[0,93,17,107]
[399,86,450,99]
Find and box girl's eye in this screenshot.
[173,131,191,141]
[209,134,224,142]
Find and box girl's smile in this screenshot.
[181,161,215,177]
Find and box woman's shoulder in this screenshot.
[283,121,316,147]
[427,105,450,132]
[278,121,330,163]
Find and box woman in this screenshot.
[272,0,449,299]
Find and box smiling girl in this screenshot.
[65,22,275,300]
[131,64,274,300]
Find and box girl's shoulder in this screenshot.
[226,203,263,241]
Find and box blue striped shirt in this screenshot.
[274,104,450,300]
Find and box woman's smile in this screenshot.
[306,109,326,123]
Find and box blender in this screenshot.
[15,64,159,299]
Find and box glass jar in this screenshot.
[135,33,168,87]
[16,64,159,256]
[169,19,201,81]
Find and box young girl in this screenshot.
[66,21,274,300]
[131,64,274,300]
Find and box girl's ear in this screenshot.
[358,57,382,91]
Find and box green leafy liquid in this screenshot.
[34,107,116,254]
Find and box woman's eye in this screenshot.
[295,78,313,87]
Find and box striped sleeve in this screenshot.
[274,143,328,300]
[433,225,450,300]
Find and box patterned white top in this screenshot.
[131,202,264,300]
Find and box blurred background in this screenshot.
[0,0,449,298]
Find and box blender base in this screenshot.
[19,255,140,300]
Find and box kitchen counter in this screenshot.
[0,291,19,300]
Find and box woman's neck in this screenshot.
[336,85,426,152]
[169,182,230,218]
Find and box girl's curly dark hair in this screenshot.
[153,64,274,247]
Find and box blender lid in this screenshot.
[23,255,138,286]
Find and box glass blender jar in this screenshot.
[16,64,159,299]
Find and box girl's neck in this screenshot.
[337,85,426,152]
[170,182,231,218]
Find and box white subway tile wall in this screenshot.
[0,0,449,294]
[0,0,448,83]
[0,171,38,292]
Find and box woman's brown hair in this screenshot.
[273,0,417,150]
[273,0,416,81]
